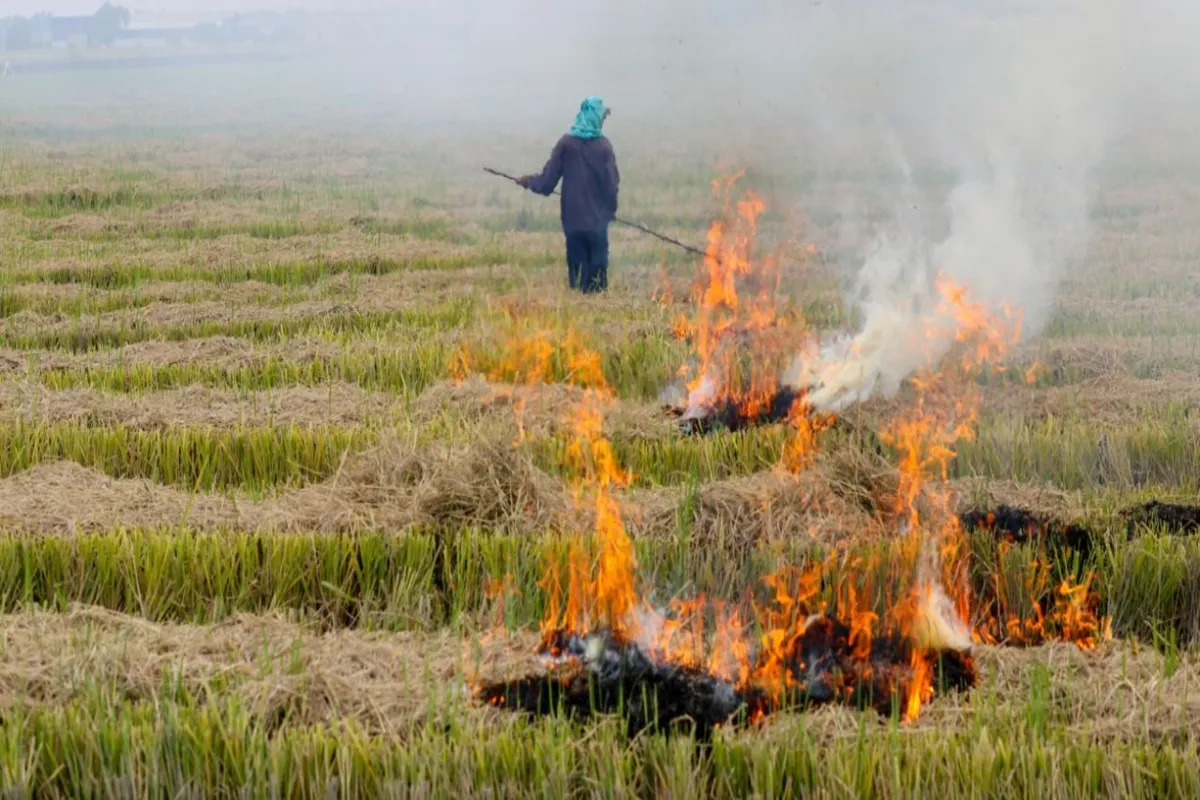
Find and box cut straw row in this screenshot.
[0,527,1188,644]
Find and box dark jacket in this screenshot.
[526,134,619,233]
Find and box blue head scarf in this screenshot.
[569,96,608,139]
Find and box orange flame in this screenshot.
[674,173,822,440]
[448,345,472,383]
[538,347,641,643]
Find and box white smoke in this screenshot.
[781,3,1131,412]
[783,161,1036,412]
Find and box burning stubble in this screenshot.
[475,168,1109,733]
[654,5,1138,430]
[477,330,977,731]
[663,175,828,439]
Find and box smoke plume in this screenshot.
[777,3,1132,411]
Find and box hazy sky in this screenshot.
[0,0,374,16]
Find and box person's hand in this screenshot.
[517,175,532,189]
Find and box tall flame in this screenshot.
[672,173,817,429]
[539,338,642,644]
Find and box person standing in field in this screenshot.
[518,96,620,294]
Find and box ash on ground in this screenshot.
[476,618,977,738]
[959,504,1095,559]
[662,384,809,436]
[477,630,742,739]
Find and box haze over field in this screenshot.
[8,1,1199,410]
[0,2,1194,400]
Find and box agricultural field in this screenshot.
[3,57,1200,798]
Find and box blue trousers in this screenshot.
[565,228,608,293]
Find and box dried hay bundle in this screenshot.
[257,434,567,533]
[0,605,497,736]
[949,477,1082,521]
[819,443,901,518]
[0,434,568,536]
[0,461,241,534]
[627,467,882,554]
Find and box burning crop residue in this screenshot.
[473,337,1108,733]
[974,564,1108,651]
[477,554,981,737]
[956,506,1107,648]
[477,630,744,739]
[474,171,1109,736]
[477,338,989,735]
[670,385,806,436]
[475,369,1107,733]
[664,173,825,438]
[663,174,1028,443]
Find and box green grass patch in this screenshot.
[34,346,453,397]
[0,526,1154,642]
[526,427,788,487]
[958,414,1200,491]
[3,299,476,353]
[0,528,780,631]
[1102,533,1200,646]
[2,688,1198,798]
[0,184,154,216]
[31,330,680,402]
[0,248,557,291]
[0,287,166,319]
[0,422,374,493]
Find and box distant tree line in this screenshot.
[0,14,43,51]
[190,13,308,47]
[0,3,306,52]
[1,4,129,50]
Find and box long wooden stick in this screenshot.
[484,166,707,258]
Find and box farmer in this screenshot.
[518,96,620,294]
